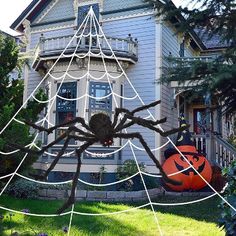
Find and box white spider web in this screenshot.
[0,7,235,236]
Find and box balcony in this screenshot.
[32,34,138,70]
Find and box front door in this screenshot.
[193,109,207,134]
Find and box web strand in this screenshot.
[0,7,234,236]
[94,12,236,213]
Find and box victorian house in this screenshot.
[10,0,235,183]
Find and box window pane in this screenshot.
[56,82,77,143]
[78,4,99,28]
[89,82,112,117]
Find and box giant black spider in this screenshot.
[12,100,188,214]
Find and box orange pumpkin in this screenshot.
[162,146,212,191]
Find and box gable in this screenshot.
[33,0,74,25]
[11,0,52,32]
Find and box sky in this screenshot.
[0,0,183,36]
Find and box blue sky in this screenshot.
[0,0,182,36]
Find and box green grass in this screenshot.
[0,195,225,236]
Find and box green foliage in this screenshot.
[218,161,236,235]
[116,160,145,191]
[5,179,39,199]
[228,135,236,149]
[0,195,224,235]
[161,56,236,113]
[0,34,47,177]
[144,0,236,113]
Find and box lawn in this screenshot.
[0,195,224,236]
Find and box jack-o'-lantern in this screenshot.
[162,115,212,191]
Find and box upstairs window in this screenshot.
[78,3,99,27]
[89,82,112,118]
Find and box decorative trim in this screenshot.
[11,0,44,30]
[101,3,152,15]
[31,17,75,27]
[102,11,153,23]
[36,0,60,23]
[31,24,74,34]
[155,19,162,161]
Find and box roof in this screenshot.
[10,0,51,32]
[195,28,230,50]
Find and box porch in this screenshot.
[171,55,236,168]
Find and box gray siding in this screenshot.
[103,0,152,19]
[103,15,156,165]
[161,23,180,135]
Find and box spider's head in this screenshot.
[89,113,114,146]
[101,138,113,147]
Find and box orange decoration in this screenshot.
[162,115,212,191]
[162,145,212,191]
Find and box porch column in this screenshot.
[205,92,215,163]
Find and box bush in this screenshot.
[116,160,145,191]
[218,161,236,235]
[6,179,39,199]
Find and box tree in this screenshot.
[144,0,236,113]
[0,35,47,177]
[218,161,236,236]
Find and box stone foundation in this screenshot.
[37,188,213,202]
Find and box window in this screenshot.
[78,4,99,28]
[193,109,207,134]
[89,82,112,117]
[56,82,77,141]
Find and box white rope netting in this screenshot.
[0,7,234,236]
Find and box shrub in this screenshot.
[6,179,39,199]
[218,161,236,235]
[116,160,145,191]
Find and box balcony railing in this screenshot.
[33,34,138,67]
[177,56,214,63]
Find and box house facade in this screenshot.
[11,0,235,183]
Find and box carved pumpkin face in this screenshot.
[162,147,212,191]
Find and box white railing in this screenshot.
[193,134,207,155]
[178,56,214,63]
[193,134,236,168]
[213,135,236,168]
[38,34,138,58]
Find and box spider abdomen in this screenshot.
[89,113,114,146]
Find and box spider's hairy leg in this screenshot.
[57,141,94,214]
[130,100,161,115]
[115,116,167,132]
[118,115,189,137]
[112,108,130,129]
[24,120,54,133]
[8,129,69,156]
[25,117,92,133]
[41,129,95,181]
[114,133,182,186]
[41,136,71,181]
[112,100,163,130]
[158,125,190,137]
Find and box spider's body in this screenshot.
[12,100,188,214]
[89,113,114,147]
